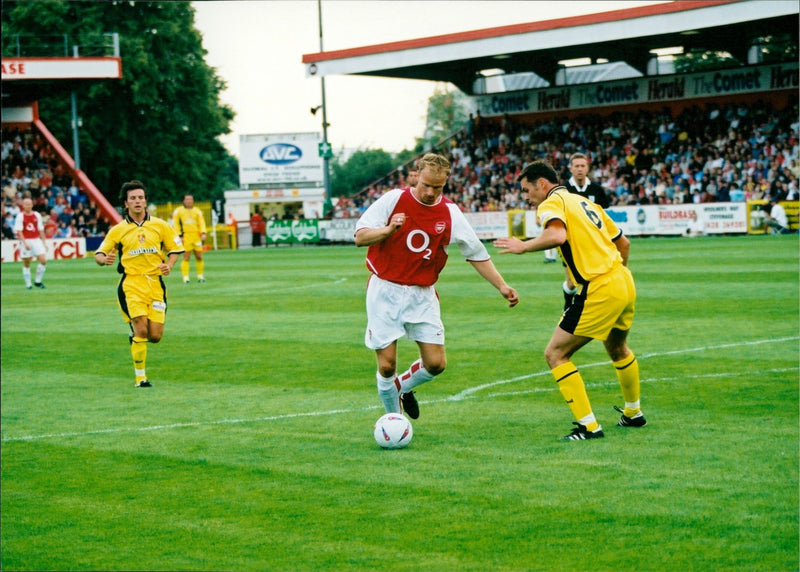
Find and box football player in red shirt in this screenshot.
[355,153,518,420]
[13,197,48,289]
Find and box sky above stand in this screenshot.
[192,1,666,157]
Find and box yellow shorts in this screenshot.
[117,274,168,324]
[560,265,635,341]
[183,233,204,252]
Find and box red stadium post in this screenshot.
[34,118,121,225]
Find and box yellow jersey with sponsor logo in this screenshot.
[537,186,623,285]
[97,214,184,276]
[173,206,207,238]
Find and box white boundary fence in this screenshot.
[318,202,750,243]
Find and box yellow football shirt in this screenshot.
[173,206,207,238]
[537,186,623,285]
[97,214,184,276]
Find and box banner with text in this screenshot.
[239,132,323,187]
[2,237,86,263]
[266,219,320,244]
[474,62,798,117]
[311,202,752,245]
[603,203,748,236]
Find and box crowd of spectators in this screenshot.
[2,127,110,240]
[5,98,797,232]
[333,99,799,217]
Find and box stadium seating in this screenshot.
[2,127,108,238]
[336,99,798,219]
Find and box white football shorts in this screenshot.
[20,238,47,258]
[364,274,445,350]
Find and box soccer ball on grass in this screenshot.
[373,412,413,449]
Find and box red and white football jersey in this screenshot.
[355,188,489,287]
[14,211,44,239]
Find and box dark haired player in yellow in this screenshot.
[494,160,645,440]
[95,180,184,388]
[173,194,207,283]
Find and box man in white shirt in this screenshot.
[764,199,793,234]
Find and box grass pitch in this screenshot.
[1,235,798,571]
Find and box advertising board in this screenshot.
[2,238,86,263]
[239,132,323,187]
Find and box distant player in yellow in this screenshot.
[494,160,645,441]
[173,194,207,283]
[95,180,184,388]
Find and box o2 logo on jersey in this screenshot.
[406,229,432,259]
[260,143,302,165]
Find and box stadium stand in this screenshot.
[2,127,110,239]
[334,99,798,223]
[304,1,798,233]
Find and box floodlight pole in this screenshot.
[317,0,332,218]
[71,46,81,170]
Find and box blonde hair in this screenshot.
[417,153,451,176]
[569,152,589,165]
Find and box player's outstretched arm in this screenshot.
[468,259,519,307]
[494,221,566,255]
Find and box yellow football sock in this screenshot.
[614,353,641,416]
[196,259,204,277]
[131,336,148,382]
[552,361,599,431]
[181,259,190,279]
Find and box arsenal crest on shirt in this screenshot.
[434,221,446,234]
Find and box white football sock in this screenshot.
[35,264,46,284]
[22,267,32,287]
[376,372,401,413]
[398,359,435,392]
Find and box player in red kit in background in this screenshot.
[405,162,420,188]
[14,197,48,289]
[354,153,519,420]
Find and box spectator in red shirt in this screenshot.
[249,208,265,247]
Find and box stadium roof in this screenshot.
[302,0,799,94]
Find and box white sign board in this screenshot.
[1,58,122,80]
[239,132,323,187]
[604,203,747,236]
[2,238,86,263]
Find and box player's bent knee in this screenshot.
[543,347,563,369]
[425,360,446,376]
[605,345,629,363]
[378,365,396,378]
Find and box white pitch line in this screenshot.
[2,337,797,443]
[449,335,799,400]
[2,407,382,443]
[480,367,796,399]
